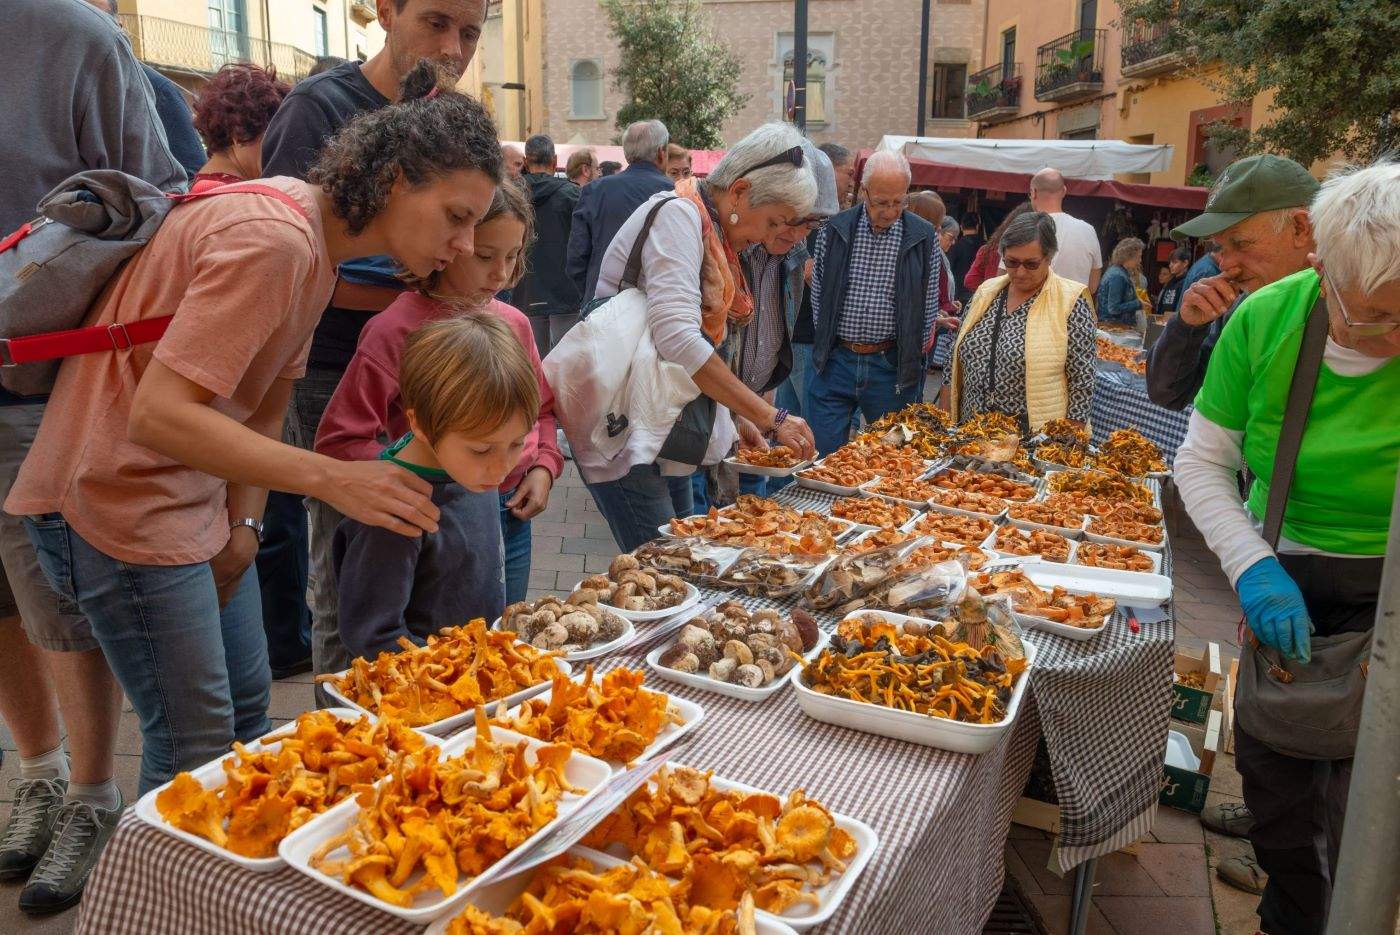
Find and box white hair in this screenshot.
[705,122,816,214]
[863,150,912,187]
[1311,159,1400,294]
[622,120,669,164]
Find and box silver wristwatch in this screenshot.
[230,518,264,543]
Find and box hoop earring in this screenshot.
[729,213,739,225]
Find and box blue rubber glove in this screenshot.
[1236,557,1313,662]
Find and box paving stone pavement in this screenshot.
[0,462,1260,934]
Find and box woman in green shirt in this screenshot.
[1175,159,1400,935]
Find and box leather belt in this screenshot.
[839,340,895,354]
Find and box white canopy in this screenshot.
[876,136,1174,182]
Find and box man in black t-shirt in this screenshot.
[257,0,487,682]
[946,212,985,304]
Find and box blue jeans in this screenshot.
[690,471,709,514]
[24,515,271,796]
[585,463,695,552]
[775,343,811,420]
[498,489,531,604]
[806,346,923,457]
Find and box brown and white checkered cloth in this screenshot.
[76,484,1174,934]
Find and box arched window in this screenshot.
[570,60,603,119]
[783,50,827,125]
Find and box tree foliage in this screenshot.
[1120,0,1400,164]
[600,0,750,150]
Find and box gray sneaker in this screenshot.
[19,797,123,916]
[1216,852,1267,895]
[1201,801,1255,838]
[0,778,66,882]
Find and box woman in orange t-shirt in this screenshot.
[7,63,505,795]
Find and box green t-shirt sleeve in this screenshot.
[1193,304,1252,430]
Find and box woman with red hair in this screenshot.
[190,63,291,192]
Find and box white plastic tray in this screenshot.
[794,471,872,497]
[423,845,802,935]
[558,619,636,662]
[591,581,702,623]
[321,657,571,738]
[987,526,1077,565]
[858,477,939,510]
[646,630,828,703]
[279,727,612,925]
[1020,560,1172,605]
[722,455,814,477]
[495,677,705,771]
[1042,469,1163,509]
[134,708,436,873]
[790,612,1037,755]
[1075,541,1164,575]
[924,494,1009,523]
[1083,527,1167,553]
[902,512,997,547]
[1007,510,1089,540]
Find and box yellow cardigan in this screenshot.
[949,272,1089,432]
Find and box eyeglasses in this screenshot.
[1003,257,1044,271]
[1326,275,1400,337]
[788,215,829,231]
[740,145,804,179]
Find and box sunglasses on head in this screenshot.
[1004,257,1043,271]
[740,145,804,179]
[787,215,829,231]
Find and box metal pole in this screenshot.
[1325,472,1400,935]
[793,0,808,133]
[916,0,932,136]
[1068,858,1098,935]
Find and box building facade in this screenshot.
[115,0,384,93]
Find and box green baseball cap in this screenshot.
[1174,154,1320,238]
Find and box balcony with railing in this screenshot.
[117,13,317,84]
[1121,17,1184,78]
[1034,29,1105,102]
[349,0,377,25]
[965,62,1022,123]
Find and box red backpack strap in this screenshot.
[168,182,310,221]
[0,221,33,254]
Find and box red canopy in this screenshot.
[856,150,1207,211]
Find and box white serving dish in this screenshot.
[923,495,1008,523]
[857,477,939,511]
[901,513,998,548]
[496,677,705,771]
[1042,469,1163,509]
[843,526,921,555]
[985,527,1077,565]
[279,728,612,925]
[590,581,702,623]
[558,619,636,662]
[134,708,435,873]
[1006,509,1090,540]
[790,612,1037,755]
[321,657,571,738]
[794,471,873,497]
[1020,560,1171,605]
[646,630,828,703]
[1083,526,1167,553]
[423,845,801,935]
[1075,540,1164,574]
[723,455,814,478]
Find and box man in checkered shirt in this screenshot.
[806,150,954,455]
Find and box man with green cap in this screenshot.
[1146,154,1320,410]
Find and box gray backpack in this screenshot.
[0,170,305,396]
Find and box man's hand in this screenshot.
[506,466,554,520]
[211,525,259,607]
[935,315,961,331]
[736,417,766,450]
[314,460,440,538]
[1178,266,1242,327]
[773,414,816,461]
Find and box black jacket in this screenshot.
[566,160,675,305]
[516,172,581,317]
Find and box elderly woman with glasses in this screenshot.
[574,123,819,550]
[943,210,1096,431]
[1173,160,1400,935]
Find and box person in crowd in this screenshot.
[316,180,559,625]
[599,160,621,178]
[964,203,1031,296]
[1174,160,1400,935]
[0,0,187,915]
[938,216,960,255]
[806,151,948,456]
[189,64,290,192]
[820,142,856,208]
[1026,167,1102,293]
[334,314,538,660]
[1147,155,1318,412]
[502,143,525,179]
[566,119,675,306]
[517,134,583,354]
[909,190,946,229]
[943,212,1096,431]
[571,122,818,550]
[1096,237,1146,326]
[948,212,985,304]
[665,142,693,181]
[6,66,499,799]
[908,191,960,326]
[566,148,598,186]
[1155,246,1193,316]
[259,0,486,681]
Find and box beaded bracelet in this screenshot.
[765,408,790,438]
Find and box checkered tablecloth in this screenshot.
[1090,361,1192,465]
[76,485,1175,935]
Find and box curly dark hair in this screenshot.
[309,59,503,236]
[192,63,291,153]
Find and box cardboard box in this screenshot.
[1159,710,1221,813]
[1171,642,1222,724]
[1012,796,1061,834]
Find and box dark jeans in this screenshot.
[498,489,531,604]
[806,345,923,457]
[1236,552,1382,935]
[256,491,310,671]
[584,463,695,552]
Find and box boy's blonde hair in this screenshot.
[399,312,540,444]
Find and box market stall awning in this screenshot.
[877,136,1174,180]
[501,141,726,176]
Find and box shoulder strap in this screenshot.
[620,196,679,291]
[1261,294,1330,548]
[169,183,311,221]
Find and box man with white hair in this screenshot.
[565,118,675,305]
[806,150,950,455]
[501,143,525,179]
[1028,167,1102,293]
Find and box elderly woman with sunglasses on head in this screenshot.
[574,123,819,550]
[943,210,1096,431]
[1173,160,1400,935]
